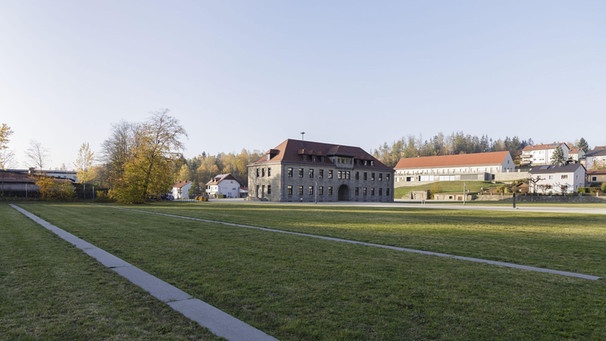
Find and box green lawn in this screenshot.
[4,202,606,340]
[0,203,219,340]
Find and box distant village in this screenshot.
[2,138,605,203]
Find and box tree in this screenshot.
[26,140,50,169]
[36,177,76,200]
[577,137,589,153]
[0,123,14,169]
[103,109,187,203]
[550,145,566,166]
[74,142,96,199]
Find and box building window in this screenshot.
[561,175,568,179]
[319,169,324,178]
[371,173,375,181]
[267,185,271,194]
[328,186,333,196]
[379,188,383,196]
[379,173,383,181]
[371,187,375,196]
[328,170,333,179]
[346,171,350,179]
[287,185,293,196]
[338,171,342,179]
[363,187,367,196]
[387,174,391,181]
[298,186,304,195]
[287,168,293,177]
[267,168,271,177]
[355,187,359,196]
[319,186,324,195]
[261,185,265,195]
[364,172,368,181]
[298,168,304,178]
[256,185,259,195]
[309,186,314,195]
[355,172,359,180]
[262,168,265,177]
[256,168,260,177]
[309,169,314,178]
[387,188,390,196]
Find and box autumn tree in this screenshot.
[0,123,15,169]
[102,109,187,204]
[36,177,76,200]
[74,142,96,199]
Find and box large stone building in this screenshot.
[248,139,394,202]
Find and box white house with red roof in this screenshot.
[248,139,394,202]
[172,180,192,199]
[394,151,515,184]
[205,174,241,198]
[520,143,570,166]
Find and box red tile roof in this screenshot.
[522,143,568,151]
[394,151,511,169]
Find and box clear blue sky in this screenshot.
[1,1,605,169]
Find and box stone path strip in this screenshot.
[130,208,602,281]
[10,204,278,341]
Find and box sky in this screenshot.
[1,1,605,169]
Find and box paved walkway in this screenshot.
[10,204,278,341]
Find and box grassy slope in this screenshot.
[9,202,606,340]
[0,203,218,340]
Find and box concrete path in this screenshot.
[129,208,601,281]
[10,204,278,341]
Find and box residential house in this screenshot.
[248,139,394,202]
[394,151,515,184]
[528,164,586,194]
[206,174,241,198]
[567,147,585,164]
[520,143,570,166]
[585,146,606,170]
[587,170,606,185]
[172,180,192,199]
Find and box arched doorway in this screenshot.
[338,185,350,201]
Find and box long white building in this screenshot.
[394,151,515,184]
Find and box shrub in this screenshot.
[36,177,76,201]
[602,183,606,193]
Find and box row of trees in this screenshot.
[372,132,590,168]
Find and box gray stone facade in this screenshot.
[248,139,394,202]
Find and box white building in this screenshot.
[520,143,570,166]
[206,174,241,198]
[172,180,192,199]
[585,146,606,170]
[528,164,586,194]
[394,151,515,184]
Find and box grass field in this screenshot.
[3,201,606,340]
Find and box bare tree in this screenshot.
[26,140,50,170]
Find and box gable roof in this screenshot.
[206,173,240,186]
[251,139,391,170]
[586,146,606,157]
[173,180,191,189]
[394,151,511,169]
[522,143,569,152]
[529,164,585,174]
